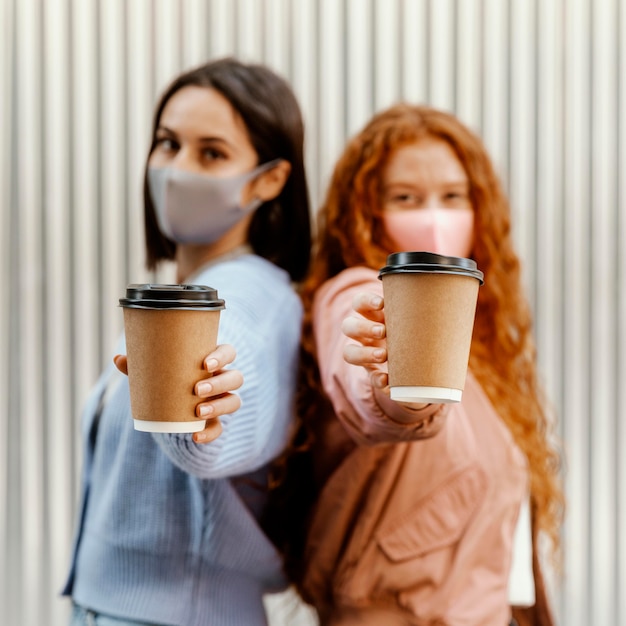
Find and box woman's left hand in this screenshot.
[192,344,243,443]
[113,344,243,444]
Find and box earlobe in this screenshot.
[254,160,292,202]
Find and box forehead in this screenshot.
[158,85,251,143]
[384,137,468,185]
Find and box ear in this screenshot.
[250,160,292,202]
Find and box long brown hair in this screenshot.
[269,103,563,585]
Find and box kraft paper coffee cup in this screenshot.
[378,252,484,404]
[119,284,225,433]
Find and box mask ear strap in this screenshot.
[251,158,283,177]
[242,159,286,208]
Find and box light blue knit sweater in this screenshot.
[63,254,302,626]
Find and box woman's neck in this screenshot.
[175,215,256,282]
[175,241,253,283]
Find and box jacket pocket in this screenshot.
[335,464,488,606]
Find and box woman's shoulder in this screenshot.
[196,253,301,323]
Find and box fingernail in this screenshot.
[372,324,384,338]
[194,432,208,443]
[198,404,214,417]
[205,358,219,371]
[371,296,383,308]
[373,348,385,359]
[196,381,212,396]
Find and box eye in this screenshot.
[390,193,422,205]
[444,190,470,204]
[154,137,179,153]
[201,146,226,162]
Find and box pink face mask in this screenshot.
[382,207,475,258]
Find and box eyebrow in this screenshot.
[384,180,470,193]
[155,125,176,136]
[156,125,231,146]
[384,181,421,189]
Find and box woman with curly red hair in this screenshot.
[267,103,564,626]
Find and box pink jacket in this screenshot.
[301,266,529,626]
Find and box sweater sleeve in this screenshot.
[152,256,302,479]
[313,266,448,446]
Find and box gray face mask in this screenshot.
[148,159,280,244]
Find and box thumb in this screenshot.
[113,354,128,376]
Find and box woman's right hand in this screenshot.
[342,291,429,411]
[341,291,389,391]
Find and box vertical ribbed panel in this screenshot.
[346,0,374,136]
[317,0,345,190]
[43,1,73,625]
[590,0,619,623]
[1,1,625,624]
[373,0,399,112]
[428,0,454,111]
[562,0,593,624]
[15,2,44,625]
[455,0,481,130]
[619,0,626,620]
[400,0,428,103]
[0,3,13,624]
[126,0,155,284]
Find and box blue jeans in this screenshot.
[70,604,163,626]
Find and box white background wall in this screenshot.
[1,1,625,625]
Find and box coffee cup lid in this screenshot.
[119,284,226,310]
[378,251,484,284]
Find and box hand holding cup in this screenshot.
[192,344,243,443]
[378,252,483,404]
[341,292,430,410]
[114,343,243,444]
[119,283,229,436]
[341,292,388,389]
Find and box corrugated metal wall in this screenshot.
[1,1,624,625]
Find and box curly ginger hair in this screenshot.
[296,103,564,565]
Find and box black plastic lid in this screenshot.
[119,284,225,310]
[378,251,484,284]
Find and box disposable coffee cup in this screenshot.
[378,251,484,404]
[119,284,225,433]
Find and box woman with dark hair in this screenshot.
[63,57,311,626]
[269,104,563,625]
